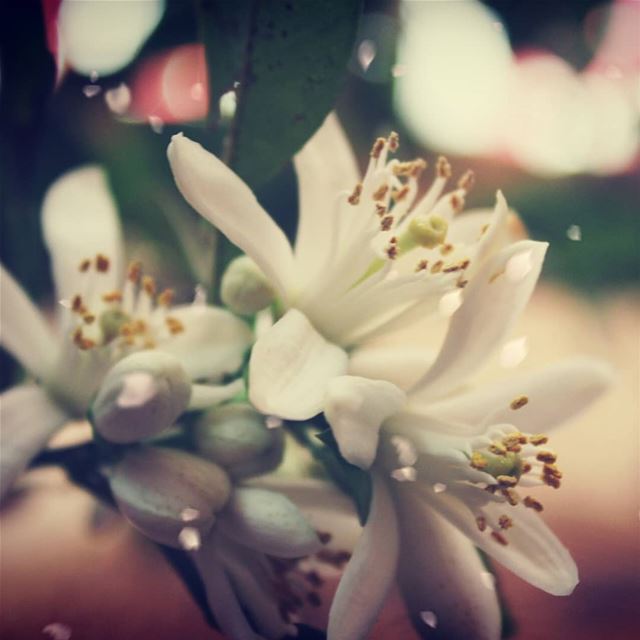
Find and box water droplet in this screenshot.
[265,416,283,429]
[148,115,164,134]
[357,39,376,72]
[433,482,447,493]
[566,224,582,241]
[190,82,205,102]
[438,289,463,317]
[390,435,417,467]
[180,507,200,522]
[89,70,99,83]
[82,84,102,98]
[480,571,496,590]
[58,299,72,309]
[505,250,532,282]
[104,83,131,115]
[42,623,72,640]
[500,336,528,368]
[390,466,417,482]
[391,63,407,78]
[420,611,438,629]
[178,526,201,551]
[219,90,237,120]
[117,372,157,408]
[192,284,207,306]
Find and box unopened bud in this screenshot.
[193,404,284,479]
[92,351,191,443]
[220,256,275,315]
[218,487,321,558]
[110,447,231,547]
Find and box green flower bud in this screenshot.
[220,256,275,315]
[110,447,231,548]
[193,404,284,479]
[92,350,191,444]
[218,487,320,558]
[408,214,448,248]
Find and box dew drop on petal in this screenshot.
[390,435,417,467]
[391,63,407,78]
[433,482,447,494]
[265,416,283,430]
[42,623,72,640]
[104,83,131,115]
[190,82,205,102]
[390,466,417,482]
[219,90,237,121]
[500,336,528,368]
[505,250,532,282]
[357,39,376,72]
[117,372,157,408]
[178,526,201,551]
[148,115,164,134]
[420,611,438,629]
[438,289,463,317]
[82,84,102,98]
[480,571,496,590]
[180,507,200,522]
[566,224,582,241]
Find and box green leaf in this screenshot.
[199,0,361,189]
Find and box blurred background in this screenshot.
[1,1,638,638]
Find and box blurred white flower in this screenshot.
[0,167,252,500]
[168,114,510,468]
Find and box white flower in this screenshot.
[325,240,613,639]
[0,166,252,500]
[167,113,510,468]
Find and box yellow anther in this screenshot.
[96,254,110,272]
[348,183,362,205]
[392,185,410,202]
[470,452,488,470]
[536,451,557,464]
[457,170,475,191]
[72,295,84,313]
[380,215,394,231]
[73,328,96,351]
[436,156,452,178]
[142,276,156,296]
[476,516,487,532]
[497,475,518,487]
[529,434,548,446]
[489,443,507,456]
[157,288,175,307]
[375,203,387,217]
[370,137,386,159]
[83,313,95,325]
[502,487,520,506]
[388,131,399,152]
[128,261,142,283]
[102,291,123,303]
[450,193,464,214]
[430,260,443,274]
[415,259,429,273]
[523,496,544,512]
[79,259,91,272]
[372,184,389,202]
[440,243,454,256]
[166,316,185,335]
[456,278,468,288]
[510,395,529,410]
[498,514,513,530]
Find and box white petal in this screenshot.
[0,384,69,501]
[395,488,501,640]
[324,375,406,469]
[348,345,436,391]
[193,535,261,640]
[189,379,245,410]
[218,487,321,558]
[159,305,252,381]
[0,266,57,380]
[41,165,124,304]
[248,309,348,420]
[427,357,614,432]
[413,241,548,399]
[327,474,399,640]
[294,112,360,281]
[167,134,294,300]
[416,483,578,596]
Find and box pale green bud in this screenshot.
[110,447,231,548]
[218,487,321,558]
[193,404,284,479]
[92,350,191,444]
[220,256,275,315]
[408,214,448,248]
